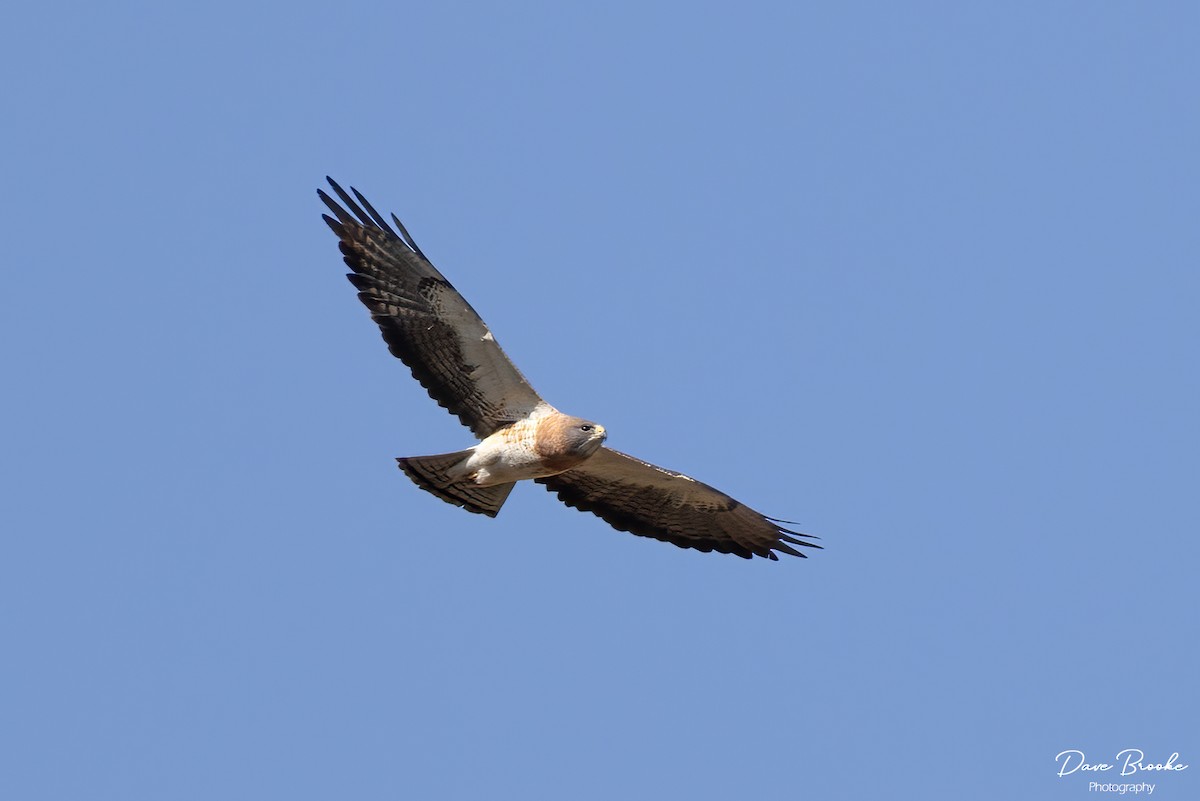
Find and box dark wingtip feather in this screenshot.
[325,177,375,229]
[321,177,425,258]
[392,215,426,259]
[779,531,822,551]
[318,189,355,225]
[772,520,822,548]
[771,540,807,558]
[320,212,346,235]
[351,186,399,237]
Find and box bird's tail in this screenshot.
[396,450,516,518]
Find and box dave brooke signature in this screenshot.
[1056,749,1189,777]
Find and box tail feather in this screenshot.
[396,450,515,518]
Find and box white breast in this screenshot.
[463,406,566,486]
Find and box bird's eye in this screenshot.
[580,425,593,432]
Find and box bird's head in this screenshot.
[536,414,608,462]
[571,419,607,456]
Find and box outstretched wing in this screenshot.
[319,178,546,438]
[537,448,820,560]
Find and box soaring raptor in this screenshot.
[319,178,819,560]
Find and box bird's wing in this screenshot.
[537,447,820,560]
[320,178,547,438]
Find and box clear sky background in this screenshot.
[2,3,1196,800]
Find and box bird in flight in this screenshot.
[319,178,819,560]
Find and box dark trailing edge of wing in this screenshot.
[319,177,514,437]
[535,475,822,561]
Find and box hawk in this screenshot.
[319,178,820,560]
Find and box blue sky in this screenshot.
[2,3,1196,799]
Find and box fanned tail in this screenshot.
[396,451,515,517]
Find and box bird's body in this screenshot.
[459,413,555,487]
[319,178,820,560]
[446,409,607,487]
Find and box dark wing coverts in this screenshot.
[319,178,543,438]
[538,448,820,560]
